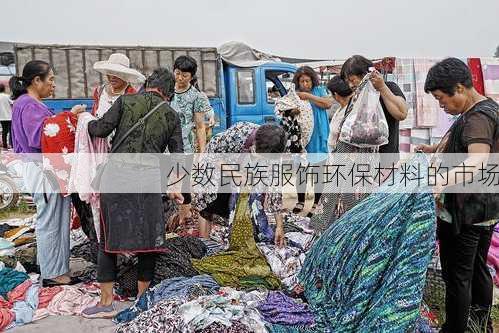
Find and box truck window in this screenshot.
[236,70,255,104]
[266,80,281,104]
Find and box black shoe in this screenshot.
[292,202,305,214]
[42,276,82,287]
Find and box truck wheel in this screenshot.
[0,176,19,210]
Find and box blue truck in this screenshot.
[6,43,300,135]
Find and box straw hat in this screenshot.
[93,53,146,84]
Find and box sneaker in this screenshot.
[81,303,117,319]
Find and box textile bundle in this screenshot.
[292,154,436,332]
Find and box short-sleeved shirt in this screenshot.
[379,81,405,155]
[305,85,330,159]
[171,86,213,153]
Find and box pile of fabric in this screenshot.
[0,261,87,331]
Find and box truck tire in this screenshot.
[0,176,19,210]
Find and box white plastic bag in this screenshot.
[338,74,389,148]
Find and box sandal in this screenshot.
[306,204,318,218]
[81,303,117,319]
[292,202,305,214]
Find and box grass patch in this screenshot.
[0,200,35,220]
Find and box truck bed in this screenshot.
[13,43,220,99]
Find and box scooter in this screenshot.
[0,164,19,210]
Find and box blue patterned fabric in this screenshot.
[271,154,436,332]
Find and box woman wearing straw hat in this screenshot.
[70,54,146,248]
[92,53,145,119]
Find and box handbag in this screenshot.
[91,101,167,189]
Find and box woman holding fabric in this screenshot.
[10,60,85,286]
[81,68,184,319]
[326,76,353,151]
[72,53,146,253]
[309,56,407,233]
[291,66,333,218]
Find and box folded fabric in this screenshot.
[0,267,29,298]
[7,279,32,303]
[257,291,315,326]
[114,274,219,324]
[0,308,14,332]
[192,193,281,289]
[116,300,185,333]
[257,245,305,289]
[46,285,99,316]
[38,286,63,309]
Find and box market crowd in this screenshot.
[0,52,497,333]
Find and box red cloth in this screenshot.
[468,58,485,95]
[41,111,78,194]
[0,296,12,310]
[38,286,63,309]
[91,85,136,116]
[6,279,32,303]
[0,308,14,332]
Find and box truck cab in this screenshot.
[220,62,296,131]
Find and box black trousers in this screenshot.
[97,226,156,283]
[437,221,494,333]
[0,120,11,148]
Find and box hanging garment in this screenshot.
[468,58,485,95]
[292,154,436,332]
[275,84,314,152]
[192,193,281,289]
[414,58,441,127]
[41,111,78,195]
[68,112,108,242]
[481,57,499,103]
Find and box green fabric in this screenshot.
[192,193,281,289]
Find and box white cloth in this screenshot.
[68,112,108,240]
[0,93,12,120]
[95,88,120,119]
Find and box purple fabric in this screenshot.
[257,291,315,326]
[11,94,53,153]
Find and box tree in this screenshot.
[495,45,499,57]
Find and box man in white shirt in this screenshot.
[0,83,12,149]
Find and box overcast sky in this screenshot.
[2,0,498,60]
